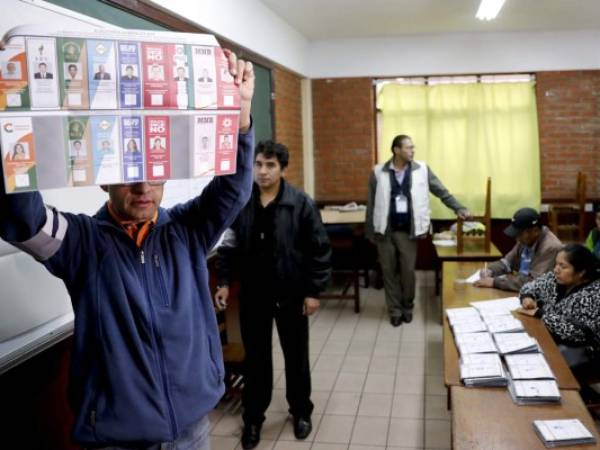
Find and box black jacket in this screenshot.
[216,180,331,305]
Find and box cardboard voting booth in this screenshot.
[0,25,241,193]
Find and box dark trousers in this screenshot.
[240,297,313,426]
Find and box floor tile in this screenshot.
[364,373,395,394]
[357,393,393,417]
[351,416,389,446]
[425,419,451,449]
[334,372,367,392]
[325,392,361,415]
[314,415,355,444]
[391,394,425,419]
[387,418,424,448]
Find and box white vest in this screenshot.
[373,161,431,237]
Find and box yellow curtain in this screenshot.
[378,82,541,219]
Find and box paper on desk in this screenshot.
[494,332,539,354]
[470,297,521,315]
[533,419,594,443]
[456,332,497,355]
[452,318,488,334]
[433,239,456,247]
[514,380,560,398]
[445,307,480,325]
[483,315,524,333]
[459,353,504,379]
[465,271,481,283]
[505,353,555,380]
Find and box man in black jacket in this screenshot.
[214,140,331,449]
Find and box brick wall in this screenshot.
[310,71,600,202]
[273,67,304,189]
[312,78,376,202]
[536,71,600,200]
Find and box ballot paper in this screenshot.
[465,271,481,284]
[470,297,521,316]
[455,332,497,355]
[446,307,481,326]
[533,419,596,447]
[0,36,29,110]
[494,332,540,355]
[509,379,561,405]
[451,318,488,334]
[459,353,507,387]
[27,36,60,109]
[483,315,524,333]
[432,239,456,247]
[505,354,555,380]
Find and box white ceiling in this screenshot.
[259,0,600,40]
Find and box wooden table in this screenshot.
[433,238,502,294]
[452,387,600,449]
[320,208,366,225]
[442,261,579,391]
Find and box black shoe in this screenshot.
[241,424,261,450]
[293,417,312,439]
[390,316,402,327]
[402,312,413,323]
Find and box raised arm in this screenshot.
[427,168,468,217]
[0,176,87,288]
[168,52,255,250]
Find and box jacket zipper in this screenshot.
[140,248,178,439]
[154,254,170,307]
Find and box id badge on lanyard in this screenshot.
[395,194,408,213]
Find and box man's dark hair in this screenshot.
[68,64,77,71]
[390,134,411,154]
[560,243,600,281]
[255,140,289,169]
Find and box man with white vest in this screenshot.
[366,134,470,326]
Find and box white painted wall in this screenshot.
[307,29,600,78]
[149,0,309,75]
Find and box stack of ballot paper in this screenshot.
[455,332,497,356]
[494,332,540,355]
[446,307,488,334]
[470,297,521,315]
[482,315,524,333]
[459,353,507,387]
[508,379,561,405]
[505,354,555,380]
[533,419,596,447]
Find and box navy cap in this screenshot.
[504,208,541,238]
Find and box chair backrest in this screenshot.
[457,177,492,254]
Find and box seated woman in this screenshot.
[520,244,600,368]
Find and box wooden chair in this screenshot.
[456,177,492,254]
[548,172,587,242]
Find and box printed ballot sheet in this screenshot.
[87,40,118,109]
[58,37,89,109]
[0,36,30,110]
[459,353,504,380]
[117,41,142,109]
[26,36,59,109]
[145,115,170,180]
[446,307,480,325]
[451,318,488,334]
[482,314,524,333]
[514,380,560,399]
[533,419,596,447]
[470,297,521,315]
[493,332,539,354]
[90,116,121,185]
[455,332,497,355]
[505,353,555,380]
[121,116,144,182]
[0,116,38,192]
[65,116,93,186]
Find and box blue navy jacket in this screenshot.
[0,128,254,446]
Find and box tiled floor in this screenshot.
[209,271,450,450]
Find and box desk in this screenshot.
[452,387,600,450]
[434,238,502,294]
[442,261,579,391]
[320,208,366,225]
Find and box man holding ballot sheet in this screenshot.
[0,48,255,450]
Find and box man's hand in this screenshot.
[479,269,492,278]
[521,297,537,310]
[214,286,229,311]
[303,297,320,316]
[223,49,254,133]
[457,209,472,220]
[474,277,494,288]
